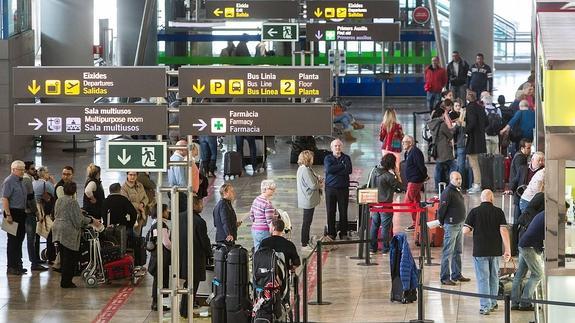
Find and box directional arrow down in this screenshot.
[117,149,132,165]
[193,79,205,94]
[315,30,324,40]
[193,119,208,131]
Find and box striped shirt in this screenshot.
[250,195,275,232]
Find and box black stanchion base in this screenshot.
[357,262,379,266]
[62,148,87,153]
[349,256,364,260]
[308,301,332,306]
[409,319,434,323]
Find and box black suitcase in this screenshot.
[223,151,243,179]
[132,236,147,267]
[226,246,251,323]
[100,243,123,264]
[479,153,495,190]
[211,244,233,323]
[493,154,505,191]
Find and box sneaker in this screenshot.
[405,225,416,232]
[479,308,490,315]
[468,184,482,194]
[301,245,314,253]
[490,303,499,312]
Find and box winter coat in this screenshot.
[52,196,92,251]
[296,165,321,209]
[424,66,447,93]
[428,117,454,162]
[390,233,418,291]
[369,167,403,203]
[447,59,469,87]
[379,123,404,153]
[464,101,488,154]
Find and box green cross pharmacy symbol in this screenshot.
[214,120,224,130]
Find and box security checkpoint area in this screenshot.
[1,0,575,323]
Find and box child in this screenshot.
[147,204,171,311]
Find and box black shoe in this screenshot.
[511,305,520,310]
[7,267,24,275]
[18,267,28,273]
[454,276,471,282]
[61,283,77,288]
[441,280,457,286]
[518,305,534,311]
[405,225,416,232]
[52,267,62,273]
[31,264,49,271]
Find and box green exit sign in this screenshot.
[261,23,299,41]
[106,141,167,172]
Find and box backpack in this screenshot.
[422,122,433,143]
[485,108,504,136]
[426,120,442,160]
[252,247,288,322]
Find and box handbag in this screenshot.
[499,258,516,277]
[36,206,53,239]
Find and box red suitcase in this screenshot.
[104,255,134,280]
[414,198,444,247]
[504,156,512,183]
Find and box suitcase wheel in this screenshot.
[86,276,98,288]
[40,248,48,261]
[81,269,90,280]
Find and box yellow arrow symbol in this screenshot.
[192,79,205,94]
[213,8,223,16]
[314,8,323,17]
[27,80,41,95]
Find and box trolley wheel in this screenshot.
[230,175,235,180]
[81,269,90,280]
[86,276,98,288]
[40,248,48,261]
[224,175,229,180]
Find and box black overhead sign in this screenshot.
[12,67,167,98]
[179,104,333,136]
[306,23,400,42]
[178,66,332,98]
[205,0,299,19]
[13,104,167,135]
[307,0,400,19]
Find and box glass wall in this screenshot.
[1,0,32,39]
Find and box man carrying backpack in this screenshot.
[260,219,300,270]
[482,94,504,155]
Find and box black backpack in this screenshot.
[252,247,288,322]
[485,108,504,136]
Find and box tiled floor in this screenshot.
[0,72,537,323]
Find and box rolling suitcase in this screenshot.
[504,155,512,184]
[502,194,519,256]
[493,154,505,191]
[223,151,243,179]
[211,244,233,323]
[479,153,495,190]
[225,246,251,323]
[414,198,444,247]
[104,255,134,280]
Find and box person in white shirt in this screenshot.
[519,167,545,213]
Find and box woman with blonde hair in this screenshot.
[296,150,323,251]
[379,108,404,169]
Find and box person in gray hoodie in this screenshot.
[296,150,323,251]
[428,101,456,192]
[369,153,403,254]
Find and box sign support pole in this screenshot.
[381,42,386,112]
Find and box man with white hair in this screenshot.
[463,189,511,315]
[438,171,469,285]
[324,139,353,240]
[1,160,28,275]
[482,94,503,155]
[402,135,428,231]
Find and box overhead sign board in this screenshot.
[106,141,167,172]
[261,23,299,41]
[307,0,400,19]
[13,104,167,135]
[12,66,167,98]
[179,104,333,136]
[178,66,332,98]
[306,23,400,42]
[205,1,299,19]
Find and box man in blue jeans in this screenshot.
[463,190,511,315]
[438,171,470,285]
[511,211,544,311]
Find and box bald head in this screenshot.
[176,139,188,156]
[449,171,462,188]
[481,190,494,203]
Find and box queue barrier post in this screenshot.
[308,241,331,305]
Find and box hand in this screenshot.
[226,235,234,242]
[89,197,97,204]
[5,214,13,224]
[503,251,511,262]
[499,128,507,136]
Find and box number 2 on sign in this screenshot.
[280,80,295,95]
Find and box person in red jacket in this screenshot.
[425,56,448,111]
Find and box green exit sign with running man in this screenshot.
[106,142,167,172]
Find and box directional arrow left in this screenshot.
[117,149,132,165]
[27,118,43,130]
[193,119,208,131]
[213,8,223,16]
[267,28,278,37]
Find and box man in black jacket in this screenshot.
[438,171,471,285]
[402,135,428,231]
[465,90,488,194]
[213,183,239,243]
[102,183,138,227]
[447,51,470,102]
[506,139,533,223]
[467,53,493,98]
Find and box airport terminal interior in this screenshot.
[1,0,575,323]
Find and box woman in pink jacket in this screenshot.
[379,108,404,170]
